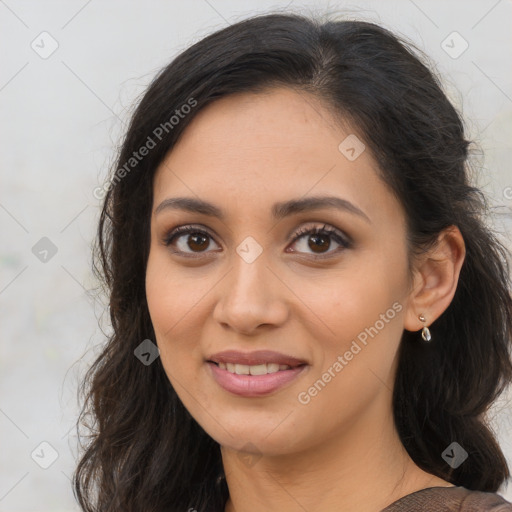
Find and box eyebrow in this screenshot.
[154,195,371,224]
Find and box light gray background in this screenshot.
[1,1,511,510]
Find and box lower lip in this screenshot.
[207,362,307,397]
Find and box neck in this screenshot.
[221,391,448,512]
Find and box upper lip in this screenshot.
[207,350,308,367]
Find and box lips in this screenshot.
[206,349,307,368]
[206,350,309,396]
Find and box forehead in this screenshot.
[166,87,349,161]
[152,87,400,228]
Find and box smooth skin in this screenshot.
[145,87,465,512]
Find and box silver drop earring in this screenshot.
[419,314,432,342]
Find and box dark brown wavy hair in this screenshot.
[72,12,512,512]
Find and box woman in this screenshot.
[73,12,512,512]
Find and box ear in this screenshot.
[403,225,466,333]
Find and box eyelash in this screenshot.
[162,223,352,260]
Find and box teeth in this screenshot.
[250,364,267,375]
[235,364,250,375]
[266,363,280,373]
[217,362,293,375]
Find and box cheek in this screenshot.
[145,251,221,401]
[299,262,404,340]
[146,251,204,336]
[295,249,407,389]
[291,277,405,437]
[145,254,197,369]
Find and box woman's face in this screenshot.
[146,87,413,455]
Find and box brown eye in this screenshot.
[185,232,210,252]
[307,233,331,253]
[163,223,351,260]
[288,224,351,257]
[163,226,220,257]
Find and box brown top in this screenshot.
[381,486,512,511]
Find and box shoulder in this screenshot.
[457,487,512,512]
[381,486,512,511]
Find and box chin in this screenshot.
[199,412,305,456]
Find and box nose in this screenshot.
[212,249,289,335]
